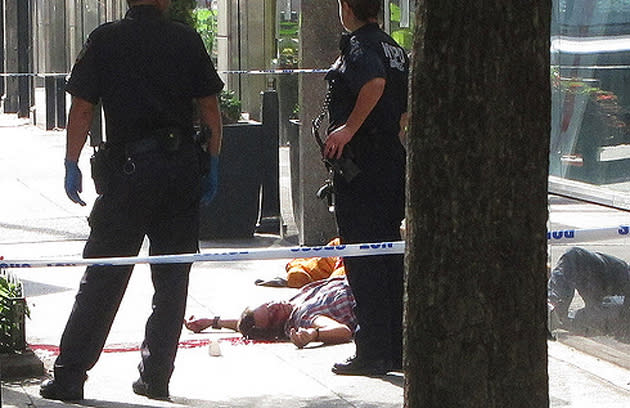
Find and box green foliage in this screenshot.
[389,3,414,51]
[0,271,28,353]
[220,90,242,124]
[275,45,299,68]
[168,0,196,27]
[391,29,413,51]
[274,15,300,68]
[279,20,298,39]
[194,7,218,55]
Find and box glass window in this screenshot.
[549,2,630,395]
[550,0,630,208]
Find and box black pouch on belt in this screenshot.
[90,143,113,194]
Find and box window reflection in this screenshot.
[551,0,630,188]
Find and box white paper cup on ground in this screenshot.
[208,339,222,357]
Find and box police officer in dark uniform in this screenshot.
[548,247,630,328]
[40,0,224,401]
[323,0,409,376]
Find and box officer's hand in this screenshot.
[200,155,220,206]
[324,125,354,160]
[64,159,86,206]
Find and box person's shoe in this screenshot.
[132,378,170,401]
[332,356,391,376]
[40,378,84,401]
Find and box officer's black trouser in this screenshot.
[334,160,405,364]
[53,143,202,391]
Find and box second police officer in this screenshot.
[323,0,409,376]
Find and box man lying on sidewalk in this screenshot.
[185,276,357,348]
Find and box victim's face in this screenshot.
[252,301,293,329]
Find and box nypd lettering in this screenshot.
[381,42,406,72]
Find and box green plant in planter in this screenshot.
[220,90,242,124]
[0,270,29,353]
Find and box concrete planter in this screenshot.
[199,121,263,239]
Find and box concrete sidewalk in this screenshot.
[1,113,630,407]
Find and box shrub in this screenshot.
[220,90,242,124]
[0,270,28,353]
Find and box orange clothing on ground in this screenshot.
[285,238,346,288]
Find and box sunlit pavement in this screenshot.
[1,113,630,406]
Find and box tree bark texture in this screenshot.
[405,1,551,407]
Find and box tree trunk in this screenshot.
[405,1,551,407]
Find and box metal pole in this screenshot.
[16,0,30,118]
[4,0,18,113]
[56,76,66,128]
[0,0,5,98]
[256,90,284,235]
[45,76,55,129]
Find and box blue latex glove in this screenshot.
[200,155,220,206]
[64,159,86,206]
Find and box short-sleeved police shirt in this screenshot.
[66,5,224,144]
[326,23,409,163]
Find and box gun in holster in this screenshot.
[194,124,213,175]
[324,149,361,184]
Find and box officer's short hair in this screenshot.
[342,0,381,21]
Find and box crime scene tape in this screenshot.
[0,241,405,269]
[546,225,630,243]
[1,226,629,269]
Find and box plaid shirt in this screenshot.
[285,277,357,336]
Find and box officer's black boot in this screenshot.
[40,378,84,401]
[132,377,170,401]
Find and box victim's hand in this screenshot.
[184,315,213,333]
[289,327,318,348]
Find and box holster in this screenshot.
[324,146,362,184]
[90,144,113,194]
[195,124,213,175]
[326,156,361,184]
